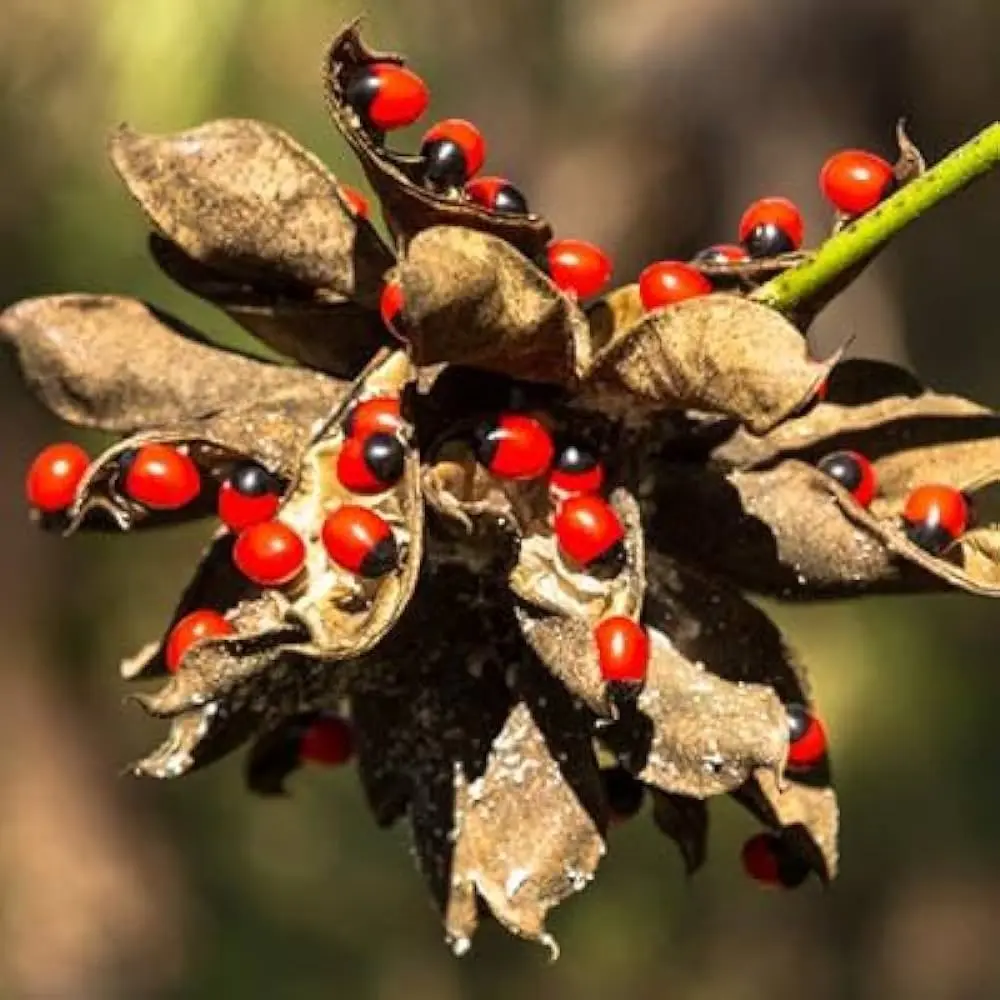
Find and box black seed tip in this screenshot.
[774,840,812,889]
[422,138,469,189]
[817,452,863,493]
[905,519,954,555]
[363,433,405,485]
[494,184,529,215]
[117,447,138,473]
[743,223,796,259]
[786,703,811,743]
[606,677,644,710]
[555,443,598,474]
[602,765,646,819]
[231,461,278,497]
[588,539,627,580]
[343,69,381,117]
[359,534,399,578]
[472,420,499,468]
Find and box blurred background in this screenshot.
[1,0,998,997]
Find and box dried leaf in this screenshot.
[323,22,552,258]
[650,789,709,875]
[396,226,588,382]
[734,770,839,882]
[110,118,392,305]
[150,235,393,378]
[580,294,834,433]
[0,293,336,431]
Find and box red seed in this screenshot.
[165,610,235,674]
[344,63,430,132]
[218,481,280,532]
[464,176,529,214]
[233,520,306,587]
[550,444,605,497]
[741,834,782,886]
[474,414,555,480]
[322,505,398,578]
[819,149,895,216]
[594,617,650,685]
[300,715,355,766]
[694,243,749,264]
[638,260,713,311]
[786,705,827,771]
[336,435,406,494]
[738,197,805,255]
[345,396,405,440]
[554,495,625,567]
[25,442,90,513]
[817,450,877,508]
[421,118,487,181]
[546,239,612,300]
[380,279,406,338]
[339,184,370,219]
[125,444,201,510]
[903,484,969,548]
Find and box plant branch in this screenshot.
[751,122,1000,312]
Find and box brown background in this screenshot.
[0,1,998,997]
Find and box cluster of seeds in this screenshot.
[816,450,972,554]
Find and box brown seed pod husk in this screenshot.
[109,118,392,305]
[578,294,836,433]
[322,21,552,258]
[396,226,588,382]
[150,235,393,378]
[0,293,339,431]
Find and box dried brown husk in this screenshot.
[323,22,552,258]
[150,235,393,378]
[734,770,839,882]
[579,294,836,433]
[109,118,392,305]
[65,388,337,532]
[650,789,709,875]
[396,226,588,382]
[0,293,338,431]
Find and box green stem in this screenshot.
[751,122,1000,312]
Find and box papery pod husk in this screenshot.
[0,293,338,432]
[276,349,425,656]
[538,614,789,797]
[150,235,395,378]
[578,294,837,434]
[109,118,392,306]
[66,387,339,532]
[734,770,839,882]
[396,226,589,383]
[649,789,709,875]
[323,22,552,258]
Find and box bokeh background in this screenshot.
[1,1,998,997]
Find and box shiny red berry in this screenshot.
[345,396,405,439]
[903,484,970,554]
[638,260,713,311]
[786,704,827,771]
[233,520,306,587]
[594,616,650,686]
[693,243,749,265]
[817,450,876,507]
[218,462,281,531]
[465,176,529,215]
[421,119,486,189]
[550,443,605,496]
[555,495,626,573]
[336,433,406,494]
[165,610,235,674]
[125,444,201,510]
[819,149,895,216]
[473,414,554,480]
[300,715,355,766]
[343,62,429,132]
[741,833,810,889]
[339,184,370,219]
[322,505,398,578]
[603,765,646,824]
[739,197,805,257]
[546,239,612,299]
[380,279,405,338]
[25,442,90,513]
